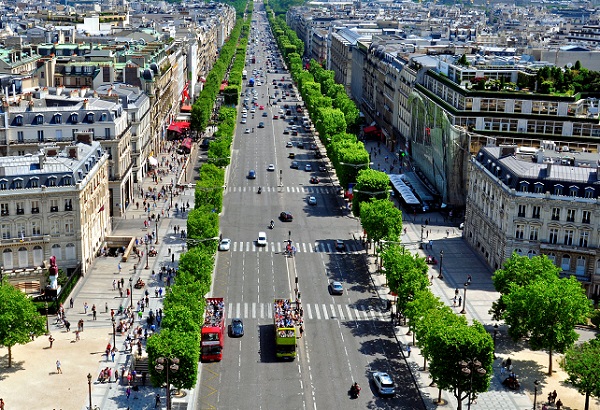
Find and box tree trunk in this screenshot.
[423,357,427,371]
[437,388,442,404]
[548,348,553,375]
[8,345,12,367]
[585,391,590,410]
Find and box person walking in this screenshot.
[126,386,131,400]
[118,263,122,274]
[84,302,89,314]
[48,335,55,348]
[155,393,161,408]
[407,345,411,357]
[56,359,62,374]
[69,297,74,308]
[113,279,117,290]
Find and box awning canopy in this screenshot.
[167,121,190,134]
[148,156,158,166]
[363,125,379,134]
[181,105,192,113]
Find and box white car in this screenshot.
[241,118,247,124]
[244,128,251,134]
[308,196,317,205]
[251,108,256,113]
[267,164,275,172]
[219,238,231,251]
[305,164,312,171]
[372,372,396,396]
[257,231,267,246]
[242,113,248,118]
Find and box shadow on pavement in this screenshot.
[257,324,278,363]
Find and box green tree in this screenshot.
[503,276,591,374]
[490,253,560,320]
[562,337,600,410]
[359,198,403,244]
[352,169,390,217]
[0,282,46,367]
[147,328,200,391]
[382,245,429,315]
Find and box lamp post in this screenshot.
[169,185,173,209]
[460,282,468,315]
[129,277,133,309]
[145,241,149,269]
[533,380,540,410]
[87,373,93,410]
[45,302,49,334]
[493,324,499,359]
[155,218,159,245]
[438,250,444,279]
[420,225,425,246]
[459,358,486,410]
[111,317,116,348]
[155,357,180,410]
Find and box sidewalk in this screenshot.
[359,139,598,410]
[0,143,199,410]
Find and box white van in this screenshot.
[257,232,267,246]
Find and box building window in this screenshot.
[16,222,25,240]
[18,247,27,268]
[3,249,13,270]
[576,256,586,276]
[17,131,24,142]
[104,128,111,138]
[529,226,539,241]
[582,210,591,224]
[567,209,576,222]
[0,203,9,216]
[531,206,540,219]
[37,130,44,142]
[0,181,6,191]
[31,200,39,213]
[547,252,556,265]
[31,220,41,236]
[585,188,594,199]
[56,129,63,141]
[551,207,560,221]
[47,177,56,187]
[15,201,24,214]
[515,224,525,239]
[71,113,78,123]
[561,254,571,271]
[65,219,74,235]
[518,205,526,218]
[554,185,563,196]
[54,114,62,124]
[579,231,589,248]
[15,116,22,126]
[570,186,579,197]
[64,199,73,211]
[50,199,59,212]
[564,229,574,246]
[14,180,22,189]
[527,250,537,258]
[50,219,60,235]
[30,179,38,188]
[51,244,62,260]
[1,223,10,239]
[534,183,544,194]
[33,245,43,266]
[36,115,44,125]
[549,227,559,244]
[66,243,76,259]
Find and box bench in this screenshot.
[15,281,41,295]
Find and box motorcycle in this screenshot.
[269,220,274,229]
[502,375,520,390]
[258,187,262,194]
[349,383,361,399]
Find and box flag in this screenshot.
[98,205,105,213]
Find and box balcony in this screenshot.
[31,207,39,214]
[65,205,73,211]
[16,208,24,215]
[50,206,59,212]
[1,210,8,216]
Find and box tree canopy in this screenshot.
[562,337,600,410]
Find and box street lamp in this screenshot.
[129,277,133,309]
[493,324,499,359]
[111,317,116,348]
[155,218,159,245]
[438,250,444,279]
[459,358,486,410]
[155,356,180,410]
[533,380,540,410]
[460,282,468,315]
[45,302,49,335]
[145,241,149,270]
[87,373,93,410]
[420,225,425,246]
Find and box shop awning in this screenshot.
[167,121,191,134]
[148,156,158,166]
[363,125,378,134]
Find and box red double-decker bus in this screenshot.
[201,298,225,361]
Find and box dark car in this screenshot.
[248,169,256,179]
[310,176,320,184]
[258,122,265,128]
[229,318,244,337]
[280,211,293,222]
[262,112,268,117]
[335,240,346,251]
[291,161,299,169]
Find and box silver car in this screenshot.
[372,372,395,396]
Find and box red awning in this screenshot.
[181,105,192,113]
[168,121,190,134]
[363,125,378,134]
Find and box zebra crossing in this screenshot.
[227,186,337,194]
[226,302,390,322]
[228,241,362,254]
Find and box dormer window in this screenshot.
[534,182,544,194]
[569,186,579,197]
[36,114,44,125]
[30,178,39,188]
[62,176,72,186]
[47,176,57,187]
[519,181,529,193]
[86,112,95,123]
[554,184,564,196]
[585,187,595,199]
[100,113,107,121]
[54,114,62,124]
[70,113,78,124]
[15,115,23,126]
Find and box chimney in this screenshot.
[83,99,89,109]
[28,100,34,111]
[546,163,552,179]
[38,153,46,169]
[67,146,78,159]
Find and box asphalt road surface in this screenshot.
[196,4,425,409]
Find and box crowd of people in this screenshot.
[274,298,304,328]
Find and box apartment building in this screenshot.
[465,145,600,295]
[0,140,109,280]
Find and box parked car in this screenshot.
[218,238,231,251]
[328,281,343,295]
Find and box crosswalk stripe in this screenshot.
[306,304,313,320]
[244,302,248,318]
[338,304,345,320]
[260,303,264,319]
[267,305,272,319]
[322,304,329,320]
[314,304,321,320]
[330,304,336,319]
[225,241,364,253]
[236,302,241,318]
[228,303,233,319]
[252,302,256,318]
[345,305,353,321]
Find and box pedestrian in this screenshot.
[0,398,4,410]
[56,359,62,374]
[453,296,457,307]
[458,296,462,307]
[466,274,472,285]
[171,253,175,263]
[119,288,123,298]
[158,288,163,297]
[155,393,161,408]
[114,368,119,383]
[105,302,108,313]
[84,302,89,314]
[407,345,411,357]
[111,348,116,362]
[69,297,74,308]
[556,399,563,410]
[48,335,55,348]
[113,279,117,290]
[118,263,122,274]
[93,309,97,321]
[551,390,558,403]
[65,321,71,332]
[500,361,506,375]
[75,330,80,341]
[126,386,131,400]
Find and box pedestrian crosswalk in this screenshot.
[227,241,362,254]
[227,186,337,194]
[226,302,390,322]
